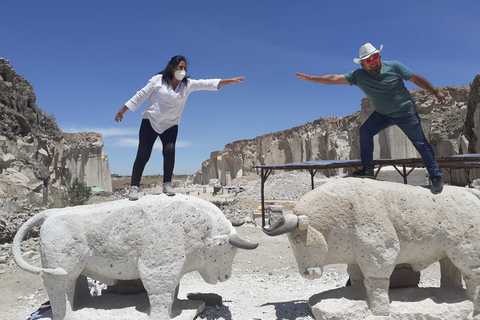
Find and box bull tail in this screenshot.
[12,211,67,276]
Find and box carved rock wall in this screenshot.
[62,133,112,193]
[0,58,112,212]
[466,74,480,152]
[194,81,478,187]
[194,114,360,186]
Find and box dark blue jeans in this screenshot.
[360,111,442,180]
[131,120,178,186]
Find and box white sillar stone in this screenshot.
[13,195,256,320]
[272,178,480,318]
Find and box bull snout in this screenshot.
[203,272,231,284]
[218,273,230,282]
[301,267,323,280]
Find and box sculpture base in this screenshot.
[309,286,474,320]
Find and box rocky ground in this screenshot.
[0,171,468,320]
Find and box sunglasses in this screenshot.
[363,55,380,65]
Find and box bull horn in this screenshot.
[229,234,259,250]
[467,188,480,201]
[262,213,299,236]
[230,220,245,227]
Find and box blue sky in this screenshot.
[3,1,479,175]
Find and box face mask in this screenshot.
[174,70,186,81]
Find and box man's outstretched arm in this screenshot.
[409,73,446,104]
[296,72,350,85]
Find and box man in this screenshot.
[296,43,446,194]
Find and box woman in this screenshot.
[115,55,245,200]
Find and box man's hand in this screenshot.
[296,72,311,81]
[409,73,446,104]
[434,90,446,104]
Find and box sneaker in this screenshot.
[352,168,375,178]
[128,185,139,200]
[431,178,444,194]
[163,182,175,196]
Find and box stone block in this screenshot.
[309,286,472,320]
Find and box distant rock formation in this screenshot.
[0,58,111,212]
[465,74,480,152]
[194,78,480,187]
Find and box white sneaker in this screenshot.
[128,186,139,200]
[162,182,175,196]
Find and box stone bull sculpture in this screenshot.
[264,178,480,318]
[13,194,258,320]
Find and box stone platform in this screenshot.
[309,286,474,320]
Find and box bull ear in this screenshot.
[306,226,328,251]
[298,215,309,230]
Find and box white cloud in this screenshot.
[61,126,137,137]
[106,138,192,149]
[176,141,193,148]
[63,126,194,149]
[62,127,195,149]
[112,138,141,148]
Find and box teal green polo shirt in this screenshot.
[344,61,415,118]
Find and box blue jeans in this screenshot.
[360,111,442,180]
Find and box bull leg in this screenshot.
[347,264,364,287]
[363,277,391,316]
[41,257,85,319]
[147,291,177,319]
[445,244,480,317]
[139,260,183,320]
[73,275,90,307]
[42,273,79,320]
[173,284,180,305]
[39,222,88,317]
[439,256,462,289]
[355,224,399,316]
[464,276,480,318]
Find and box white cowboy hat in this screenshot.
[353,43,383,64]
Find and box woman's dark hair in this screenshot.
[157,55,189,87]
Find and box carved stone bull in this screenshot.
[13,194,258,320]
[264,178,480,318]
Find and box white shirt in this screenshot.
[125,74,220,134]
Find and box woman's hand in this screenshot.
[217,77,245,89]
[115,105,129,122]
[230,77,245,83]
[115,112,123,122]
